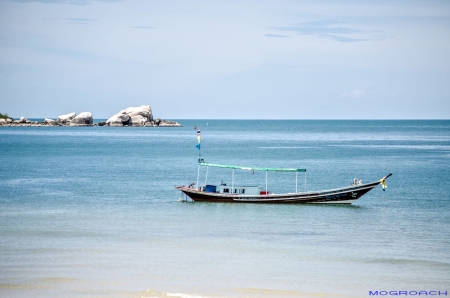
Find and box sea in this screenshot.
[0,120,449,298]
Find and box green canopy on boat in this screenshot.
[199,163,306,172]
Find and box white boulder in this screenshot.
[159,120,182,127]
[44,118,55,125]
[19,116,27,123]
[70,112,93,126]
[57,112,76,124]
[130,115,147,126]
[107,114,130,126]
[106,105,153,126]
[121,105,152,120]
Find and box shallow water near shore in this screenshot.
[1,120,449,298]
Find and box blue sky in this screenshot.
[0,0,449,119]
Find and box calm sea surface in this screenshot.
[0,120,449,298]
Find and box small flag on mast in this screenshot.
[196,128,201,150]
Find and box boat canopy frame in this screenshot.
[197,163,307,194]
[199,163,306,173]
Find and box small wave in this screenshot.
[366,258,450,268]
[329,144,450,150]
[33,277,81,283]
[0,283,49,290]
[141,289,216,298]
[167,293,215,298]
[259,146,320,149]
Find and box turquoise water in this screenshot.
[0,120,449,298]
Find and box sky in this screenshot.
[0,0,449,119]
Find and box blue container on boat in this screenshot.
[205,185,217,193]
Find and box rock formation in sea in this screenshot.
[57,112,76,125]
[70,112,93,126]
[104,105,180,127]
[18,117,28,123]
[0,105,181,127]
[106,105,153,126]
[44,118,56,125]
[107,114,130,126]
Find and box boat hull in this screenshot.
[175,180,382,204]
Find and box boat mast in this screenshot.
[266,171,268,193]
[232,169,234,194]
[304,171,306,192]
[204,166,209,187]
[197,127,201,163]
[196,126,201,189]
[197,164,200,190]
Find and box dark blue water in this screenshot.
[1,120,449,298]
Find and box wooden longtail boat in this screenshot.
[175,163,392,204]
